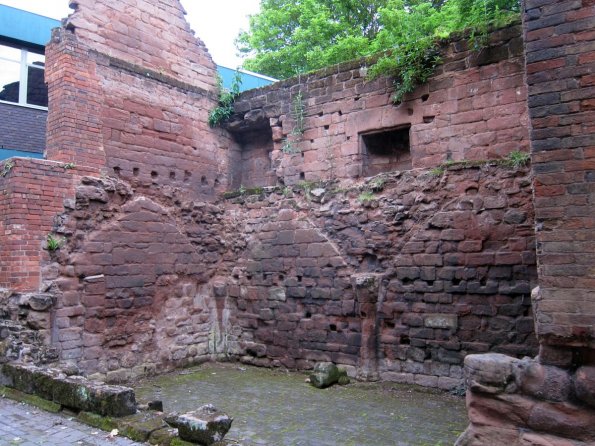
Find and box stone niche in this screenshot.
[228,125,276,188]
[360,125,412,176]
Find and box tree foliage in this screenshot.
[237,0,520,85]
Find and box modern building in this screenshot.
[0,4,276,161]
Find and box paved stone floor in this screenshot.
[136,363,468,446]
[0,398,145,446]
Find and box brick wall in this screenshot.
[455,2,595,444]
[45,28,106,168]
[45,0,233,196]
[0,103,47,154]
[523,0,595,349]
[228,24,530,187]
[0,158,98,292]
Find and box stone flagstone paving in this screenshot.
[0,398,144,446]
[136,363,467,446]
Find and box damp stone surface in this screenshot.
[135,363,467,446]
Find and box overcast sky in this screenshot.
[0,0,261,68]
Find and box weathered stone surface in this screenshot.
[528,401,595,442]
[25,293,54,311]
[574,366,595,409]
[464,353,519,394]
[309,362,349,388]
[514,358,572,402]
[424,314,458,329]
[165,404,233,445]
[1,363,137,417]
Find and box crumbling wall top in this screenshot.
[65,0,217,92]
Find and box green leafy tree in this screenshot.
[236,0,385,78]
[237,0,520,86]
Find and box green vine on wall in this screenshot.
[208,71,243,128]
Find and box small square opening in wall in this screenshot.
[360,125,412,176]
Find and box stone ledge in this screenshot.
[0,362,136,417]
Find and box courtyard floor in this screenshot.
[135,362,467,446]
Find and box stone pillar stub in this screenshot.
[353,273,381,381]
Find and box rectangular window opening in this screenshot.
[360,125,412,176]
[0,43,47,109]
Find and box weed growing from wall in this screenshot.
[291,91,305,136]
[358,191,375,203]
[505,150,530,168]
[0,160,14,177]
[426,150,530,175]
[46,234,62,251]
[282,91,306,154]
[208,71,243,128]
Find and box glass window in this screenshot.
[0,45,20,62]
[27,66,47,107]
[0,43,47,108]
[0,59,21,104]
[27,52,45,66]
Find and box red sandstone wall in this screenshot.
[65,0,216,90]
[44,177,241,377]
[0,2,542,387]
[229,24,529,187]
[18,0,236,370]
[456,2,595,444]
[46,0,233,195]
[0,158,98,293]
[524,0,595,350]
[224,166,538,388]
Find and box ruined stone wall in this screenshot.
[40,176,245,380]
[46,0,233,195]
[1,0,238,372]
[227,24,529,187]
[456,1,595,444]
[223,165,537,389]
[524,0,595,351]
[0,2,542,389]
[0,158,98,292]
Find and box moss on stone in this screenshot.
[170,438,196,446]
[0,385,61,413]
[77,411,118,431]
[148,427,178,445]
[118,411,168,443]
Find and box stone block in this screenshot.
[309,362,349,388]
[268,287,286,302]
[574,366,595,408]
[424,314,458,330]
[1,363,136,417]
[514,358,572,402]
[165,404,233,445]
[464,353,520,394]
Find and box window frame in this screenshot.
[0,43,48,110]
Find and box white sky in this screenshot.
[0,0,261,68]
